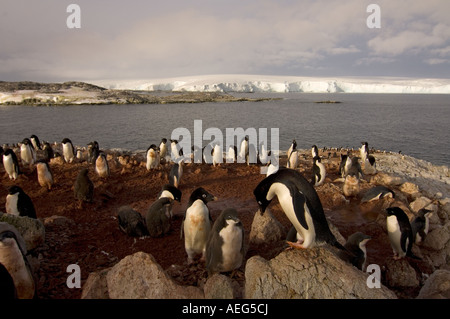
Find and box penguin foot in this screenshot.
[286,241,306,250]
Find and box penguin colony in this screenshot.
[0,135,436,298]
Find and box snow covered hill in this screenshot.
[93,74,450,94]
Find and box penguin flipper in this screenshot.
[292,190,309,230]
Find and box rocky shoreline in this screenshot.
[1,144,449,299]
[0,81,276,106]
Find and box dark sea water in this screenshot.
[0,93,449,166]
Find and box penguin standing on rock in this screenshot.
[337,232,371,271]
[36,160,54,190]
[253,168,344,250]
[182,188,217,264]
[74,168,94,205]
[205,208,245,275]
[386,207,420,260]
[62,138,75,163]
[117,206,149,237]
[311,156,326,186]
[5,186,37,219]
[3,149,20,180]
[0,223,36,299]
[411,208,433,244]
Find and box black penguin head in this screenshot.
[313,156,321,163]
[417,208,433,218]
[8,185,24,195]
[347,232,371,248]
[189,187,217,204]
[221,208,242,227]
[253,177,273,214]
[21,138,31,145]
[62,138,72,144]
[161,184,182,202]
[291,139,297,148]
[161,138,167,144]
[386,207,409,221]
[147,144,159,152]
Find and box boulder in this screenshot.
[203,274,237,299]
[399,182,420,195]
[0,212,45,251]
[249,208,286,245]
[81,268,110,299]
[423,222,450,251]
[417,270,450,299]
[244,246,396,299]
[105,251,204,299]
[385,258,420,288]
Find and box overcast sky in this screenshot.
[1,0,449,82]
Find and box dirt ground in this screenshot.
[0,147,419,299]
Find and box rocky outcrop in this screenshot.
[417,270,450,299]
[0,212,45,251]
[244,246,397,299]
[249,208,286,245]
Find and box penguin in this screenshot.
[0,223,36,299]
[253,168,344,250]
[411,208,433,244]
[170,139,182,162]
[182,187,217,264]
[361,186,395,203]
[146,144,160,170]
[287,139,297,159]
[337,232,371,271]
[30,135,41,151]
[159,138,168,160]
[95,152,110,178]
[311,145,319,158]
[360,142,377,175]
[61,138,75,163]
[226,145,238,163]
[311,156,326,186]
[286,148,298,169]
[191,145,203,164]
[386,207,420,260]
[76,148,83,160]
[87,141,99,164]
[205,208,245,275]
[212,144,223,167]
[3,149,20,180]
[117,206,149,237]
[258,142,269,165]
[74,168,94,204]
[265,151,280,177]
[146,197,173,237]
[5,186,37,219]
[169,160,183,188]
[20,138,36,166]
[238,136,249,164]
[338,154,348,177]
[158,184,182,219]
[36,160,53,190]
[0,262,17,299]
[343,173,360,198]
[42,142,54,163]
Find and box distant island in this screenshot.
[0,81,275,106]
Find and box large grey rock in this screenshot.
[81,268,110,299]
[417,270,450,299]
[203,274,236,299]
[385,258,420,288]
[244,246,396,299]
[423,222,450,251]
[249,208,286,245]
[0,212,45,251]
[105,252,204,299]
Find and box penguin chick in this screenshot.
[36,161,54,190]
[386,207,420,260]
[0,223,35,299]
[158,184,182,219]
[182,187,217,264]
[205,208,245,275]
[95,152,110,178]
[146,144,160,170]
[146,197,173,237]
[74,168,94,204]
[117,206,149,237]
[5,186,37,219]
[337,232,371,271]
[343,173,360,198]
[87,141,99,164]
[411,208,433,244]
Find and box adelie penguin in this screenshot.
[5,186,37,219]
[337,232,371,271]
[360,142,377,175]
[146,144,160,170]
[95,152,110,178]
[74,168,94,205]
[182,187,217,264]
[159,138,168,160]
[169,160,183,188]
[117,206,149,237]
[62,138,75,163]
[158,184,182,219]
[411,208,433,244]
[3,149,20,180]
[361,186,395,203]
[87,141,100,164]
[386,207,420,260]
[170,139,182,162]
[311,156,326,186]
[0,223,36,299]
[205,208,245,275]
[212,144,223,167]
[36,160,54,190]
[30,135,41,151]
[238,136,249,164]
[253,168,344,250]
[286,140,298,169]
[20,138,36,167]
[311,145,319,158]
[42,142,54,163]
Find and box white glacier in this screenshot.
[92,74,450,94]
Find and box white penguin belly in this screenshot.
[219,222,243,271]
[146,150,159,169]
[269,183,315,248]
[20,145,34,165]
[37,167,53,188]
[387,216,405,257]
[63,144,74,163]
[3,155,17,180]
[6,194,20,216]
[316,163,326,185]
[212,145,222,166]
[0,238,35,299]
[184,200,211,256]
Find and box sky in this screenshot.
[1,0,449,82]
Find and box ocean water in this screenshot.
[0,93,449,166]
